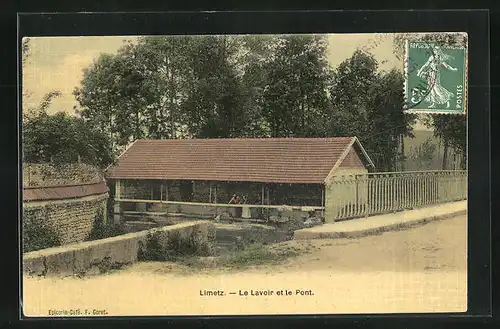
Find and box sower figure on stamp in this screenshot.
[417,45,458,109]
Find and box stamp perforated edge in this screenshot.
[403,36,468,116]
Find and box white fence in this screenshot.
[325,170,467,221]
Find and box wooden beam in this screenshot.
[321,186,325,217]
[165,180,169,201]
[115,198,325,210]
[115,180,121,199]
[262,185,265,205]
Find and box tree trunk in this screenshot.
[442,138,449,170]
[167,57,176,140]
[136,109,140,140]
[301,99,305,136]
[461,150,467,170]
[109,114,115,153]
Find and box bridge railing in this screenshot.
[325,170,467,221]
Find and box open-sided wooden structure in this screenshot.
[105,137,375,222]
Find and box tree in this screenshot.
[263,35,330,137]
[393,32,467,169]
[23,111,115,168]
[74,49,153,152]
[74,53,119,149]
[131,36,195,139]
[409,137,437,169]
[328,50,416,171]
[367,68,416,171]
[328,50,380,137]
[75,35,262,146]
[422,113,467,169]
[22,37,31,66]
[74,38,187,152]
[181,36,248,138]
[237,35,278,137]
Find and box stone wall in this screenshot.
[23,221,215,277]
[23,193,109,247]
[23,163,104,187]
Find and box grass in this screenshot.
[172,243,303,272]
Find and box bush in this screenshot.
[137,229,214,262]
[106,195,115,224]
[22,112,114,169]
[87,207,125,241]
[137,231,167,261]
[23,208,61,252]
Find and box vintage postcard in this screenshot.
[21,32,468,317]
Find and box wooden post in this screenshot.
[262,185,265,205]
[214,185,217,203]
[209,183,212,203]
[165,180,169,201]
[267,186,270,221]
[191,181,195,202]
[114,179,122,224]
[262,184,266,221]
[321,185,325,217]
[150,181,154,200]
[160,182,163,201]
[115,180,122,200]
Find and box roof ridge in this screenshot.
[138,137,355,142]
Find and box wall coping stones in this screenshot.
[23,221,214,278]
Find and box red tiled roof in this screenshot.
[23,181,109,202]
[106,137,372,184]
[341,146,366,169]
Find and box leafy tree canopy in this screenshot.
[74,35,418,171]
[23,111,115,168]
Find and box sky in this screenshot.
[22,33,428,130]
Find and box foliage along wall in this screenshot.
[23,193,109,252]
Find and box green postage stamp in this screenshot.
[404,40,467,115]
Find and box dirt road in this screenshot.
[23,215,467,316]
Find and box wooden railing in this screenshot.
[325,170,467,221]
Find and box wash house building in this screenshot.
[105,137,375,222]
